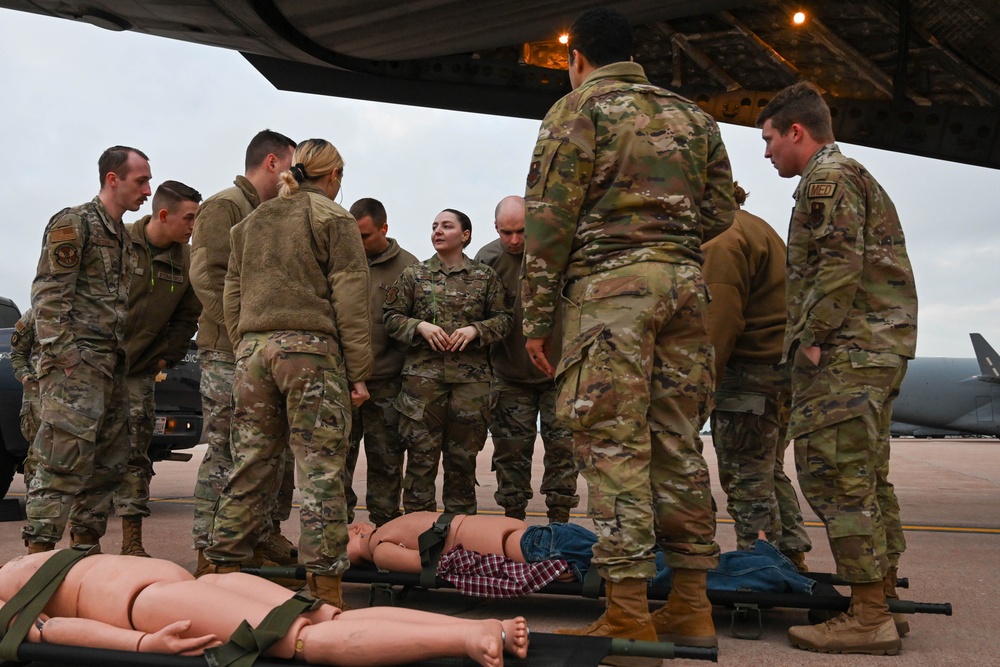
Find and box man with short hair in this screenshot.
[23,146,149,552]
[475,195,578,523]
[190,130,296,572]
[521,8,734,653]
[757,81,917,654]
[110,180,203,558]
[342,197,418,526]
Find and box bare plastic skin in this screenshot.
[0,551,529,667]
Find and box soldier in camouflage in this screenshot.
[189,130,297,572]
[521,8,734,653]
[342,197,417,526]
[106,180,202,558]
[205,139,372,611]
[702,183,812,564]
[758,81,917,655]
[474,195,578,523]
[23,146,149,552]
[10,308,40,485]
[384,209,512,515]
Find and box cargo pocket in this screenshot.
[393,390,426,423]
[38,373,101,474]
[555,323,618,429]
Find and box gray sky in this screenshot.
[2,8,998,358]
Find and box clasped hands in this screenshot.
[416,322,479,352]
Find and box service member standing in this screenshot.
[205,139,372,611]
[384,209,512,515]
[757,81,917,654]
[342,197,418,526]
[111,180,203,558]
[189,130,296,571]
[23,146,149,552]
[702,183,811,564]
[10,308,40,453]
[521,8,735,652]
[475,195,578,523]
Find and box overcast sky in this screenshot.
[2,8,999,358]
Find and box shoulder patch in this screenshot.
[385,286,398,305]
[48,227,77,244]
[54,243,80,268]
[14,320,25,332]
[807,182,838,198]
[10,331,20,347]
[527,160,541,188]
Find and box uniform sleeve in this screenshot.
[223,231,243,351]
[31,210,86,371]
[700,121,737,244]
[162,282,202,367]
[383,268,420,345]
[798,174,865,347]
[471,268,513,346]
[522,113,595,339]
[326,215,373,383]
[190,199,237,329]
[10,312,36,382]
[702,237,749,377]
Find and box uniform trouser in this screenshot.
[22,357,130,544]
[711,360,811,552]
[557,263,720,581]
[396,375,490,515]
[206,331,351,575]
[113,373,156,517]
[490,377,579,514]
[19,380,40,487]
[192,352,294,551]
[344,378,404,526]
[791,348,908,583]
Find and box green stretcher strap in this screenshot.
[417,512,456,589]
[204,593,322,667]
[0,546,98,662]
[581,563,603,599]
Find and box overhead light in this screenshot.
[558,33,569,45]
[792,11,807,25]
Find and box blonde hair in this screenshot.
[279,138,345,198]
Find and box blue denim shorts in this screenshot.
[521,523,598,582]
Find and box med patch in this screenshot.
[807,181,837,198]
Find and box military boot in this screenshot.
[194,549,214,578]
[504,507,526,520]
[69,527,102,553]
[556,578,659,667]
[257,527,297,566]
[651,568,717,647]
[121,516,151,557]
[25,540,55,554]
[788,581,901,655]
[547,506,571,523]
[782,550,809,573]
[201,561,242,575]
[249,543,303,590]
[307,573,350,610]
[885,567,910,637]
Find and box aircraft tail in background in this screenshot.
[970,334,1000,384]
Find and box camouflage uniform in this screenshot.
[522,62,735,580]
[23,197,136,545]
[344,238,417,525]
[11,309,40,485]
[113,215,201,518]
[475,238,578,519]
[189,176,293,550]
[785,144,917,583]
[703,211,811,553]
[384,255,512,514]
[206,184,371,575]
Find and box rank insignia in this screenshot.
[54,243,80,268]
[527,160,541,188]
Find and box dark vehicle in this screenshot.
[0,296,203,500]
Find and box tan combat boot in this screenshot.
[885,567,910,637]
[257,525,297,566]
[651,568,717,647]
[557,578,659,667]
[26,540,55,554]
[788,581,901,655]
[307,573,350,610]
[547,506,571,523]
[121,516,151,557]
[782,550,809,573]
[69,527,102,552]
[194,549,214,578]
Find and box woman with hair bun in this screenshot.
[384,209,512,515]
[205,138,373,610]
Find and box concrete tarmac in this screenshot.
[2,436,997,666]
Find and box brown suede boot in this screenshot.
[788,581,901,655]
[651,568,717,647]
[26,540,55,554]
[547,506,571,523]
[885,567,910,637]
[194,550,214,578]
[256,530,297,566]
[202,561,242,575]
[782,550,809,573]
[121,516,151,557]
[307,573,350,610]
[557,578,659,667]
[69,527,102,552]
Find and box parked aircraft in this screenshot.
[890,334,1000,438]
